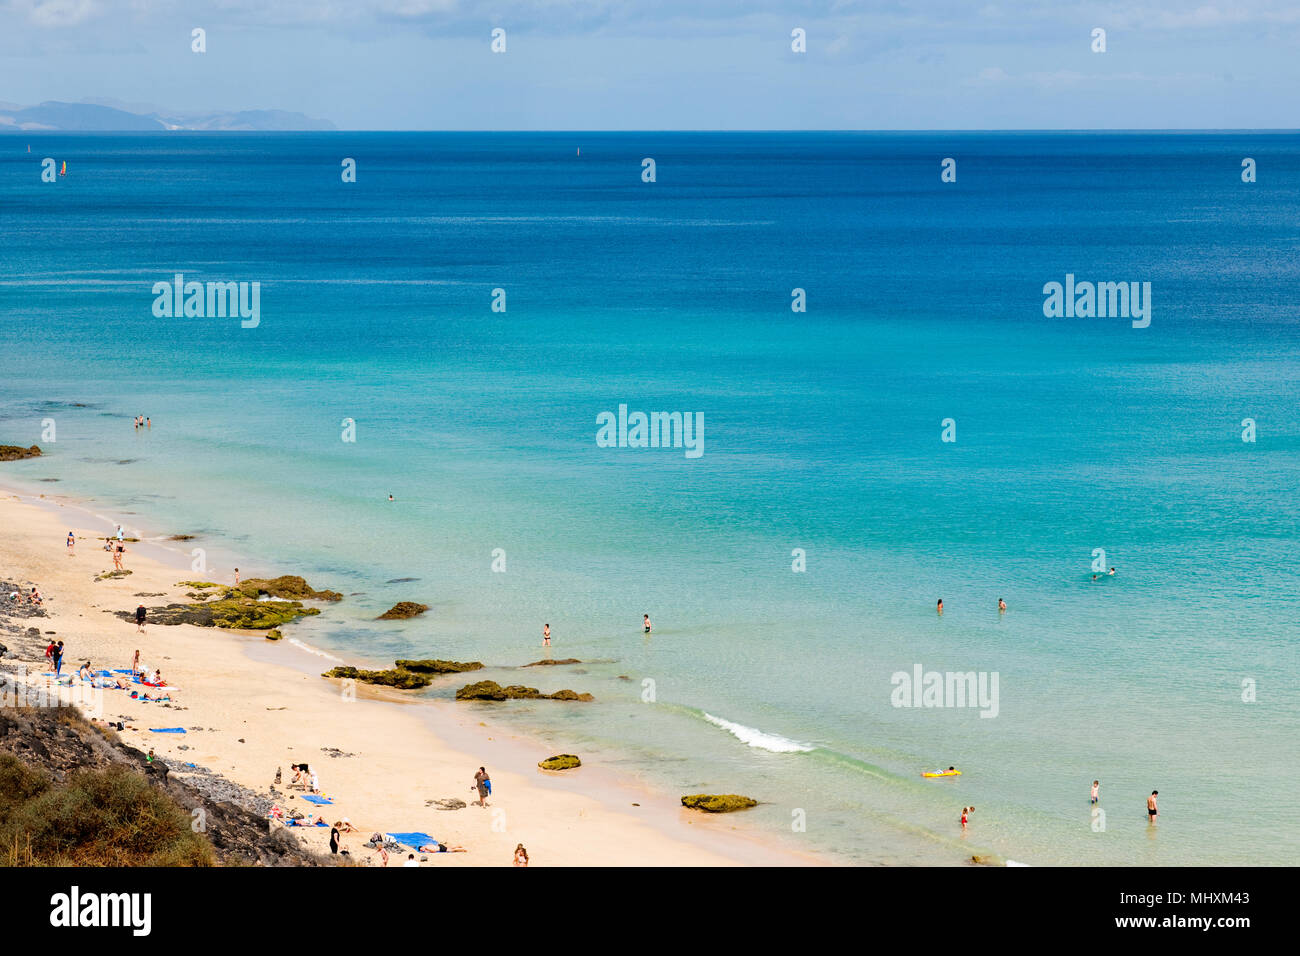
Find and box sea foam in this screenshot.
[702,712,814,753]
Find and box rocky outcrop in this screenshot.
[115,598,318,630]
[0,705,327,865]
[681,794,758,813]
[538,754,581,771]
[377,602,429,620]
[235,576,342,602]
[95,569,133,580]
[112,576,340,633]
[266,629,283,641]
[455,680,594,702]
[0,445,42,461]
[394,659,483,674]
[321,666,433,690]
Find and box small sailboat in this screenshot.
[59,160,67,177]
[576,147,580,156]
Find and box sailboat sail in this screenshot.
[59,160,67,176]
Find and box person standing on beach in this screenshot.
[112,540,125,571]
[132,649,140,677]
[136,604,147,633]
[116,525,124,541]
[67,531,75,556]
[543,623,550,646]
[234,567,240,585]
[643,614,652,634]
[473,766,490,807]
[329,826,340,855]
[52,641,65,677]
[45,640,56,669]
[1091,780,1100,805]
[1147,791,1158,825]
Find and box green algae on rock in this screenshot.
[0,445,42,461]
[394,659,483,674]
[321,666,433,689]
[377,602,429,619]
[455,680,594,702]
[538,754,582,771]
[680,794,758,813]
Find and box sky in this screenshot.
[1,0,1297,129]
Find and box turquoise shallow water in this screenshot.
[1,131,1298,864]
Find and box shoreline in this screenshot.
[0,479,828,867]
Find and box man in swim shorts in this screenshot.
[643,614,651,634]
[1091,780,1099,805]
[1147,790,1158,824]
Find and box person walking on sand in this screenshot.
[643,614,652,634]
[45,640,56,669]
[67,531,75,556]
[473,766,491,807]
[1091,780,1100,805]
[112,540,125,571]
[136,604,147,633]
[1147,791,1158,825]
[543,623,550,646]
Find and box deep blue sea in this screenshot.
[2,131,1297,864]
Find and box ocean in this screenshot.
[1,131,1297,865]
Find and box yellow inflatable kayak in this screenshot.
[922,770,962,777]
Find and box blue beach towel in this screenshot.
[387,832,436,849]
[149,727,186,733]
[301,794,334,805]
[112,669,134,674]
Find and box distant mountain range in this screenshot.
[0,101,335,132]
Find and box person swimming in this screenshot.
[998,597,1006,612]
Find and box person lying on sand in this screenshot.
[334,818,357,833]
[418,843,466,854]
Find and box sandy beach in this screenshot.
[0,486,823,867]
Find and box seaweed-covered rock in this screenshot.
[114,599,318,630]
[95,570,133,580]
[454,680,594,702]
[681,794,758,813]
[377,602,429,620]
[266,629,283,641]
[394,659,483,674]
[455,680,509,700]
[176,581,223,590]
[321,666,434,690]
[235,576,342,602]
[0,445,42,461]
[522,658,582,667]
[547,689,596,702]
[538,754,582,771]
